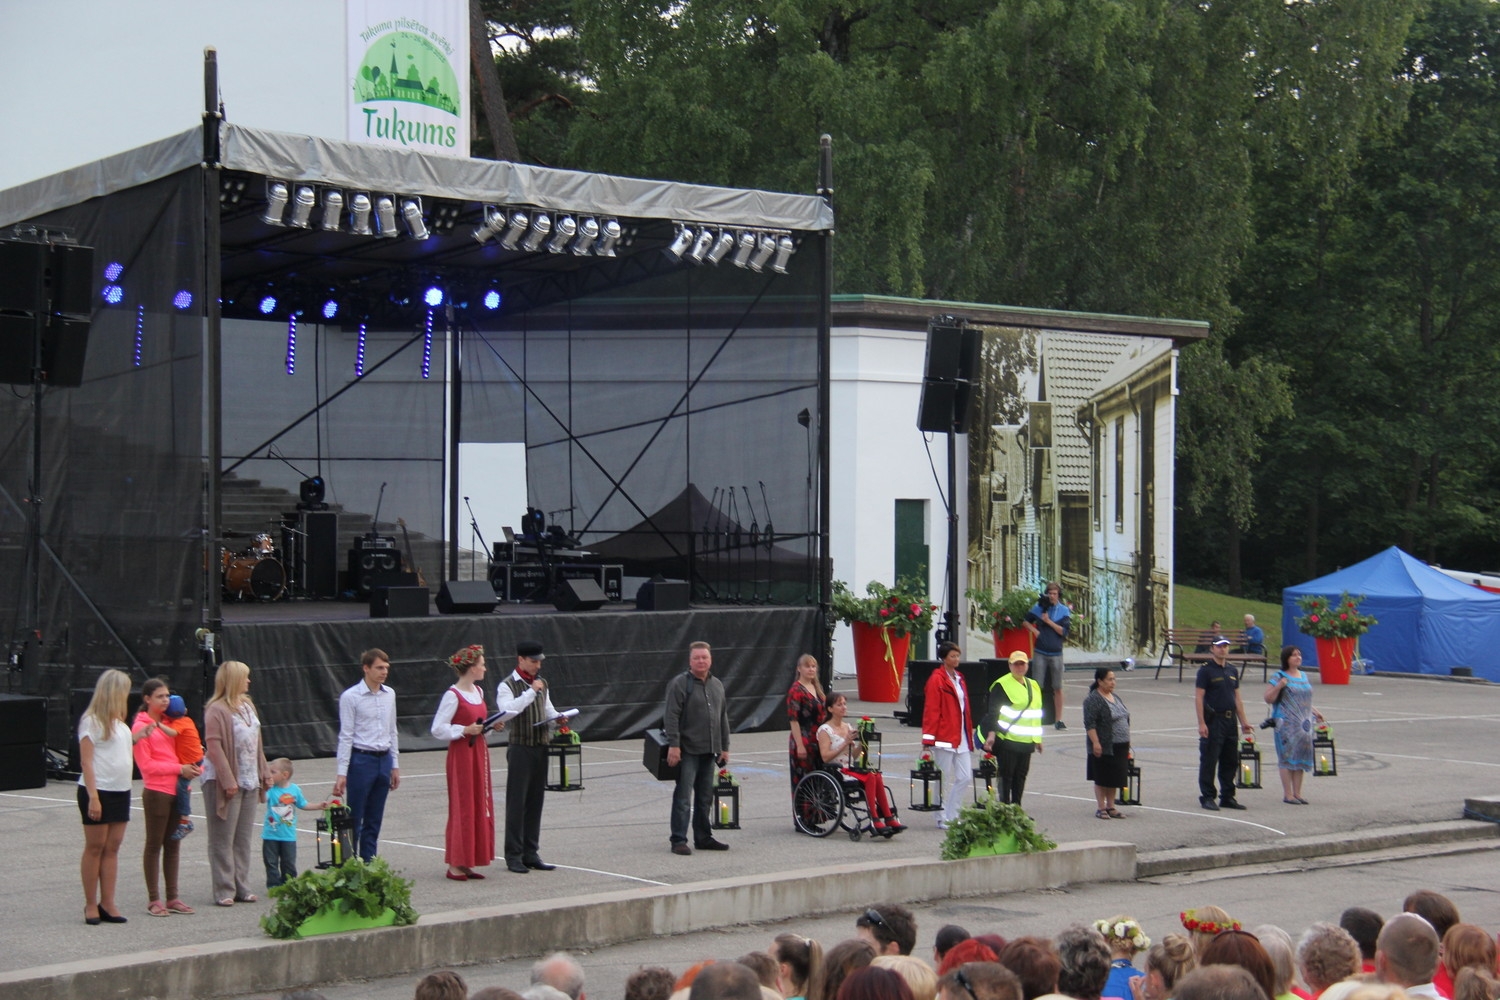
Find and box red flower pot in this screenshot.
[851,622,911,703]
[993,627,1035,660]
[1313,636,1356,685]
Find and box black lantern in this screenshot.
[712,768,741,829]
[853,718,883,772]
[315,801,355,868]
[1236,737,1262,789]
[1118,756,1142,806]
[973,752,998,803]
[545,726,585,791]
[909,752,943,811]
[1313,724,1337,776]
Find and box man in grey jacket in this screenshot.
[664,640,730,854]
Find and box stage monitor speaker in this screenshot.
[0,742,45,790]
[553,577,606,612]
[371,585,429,618]
[436,580,498,615]
[635,578,690,611]
[304,511,339,598]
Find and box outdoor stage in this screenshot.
[218,599,821,758]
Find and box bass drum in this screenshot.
[224,555,286,601]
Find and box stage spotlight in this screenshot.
[545,215,577,253]
[520,212,552,252]
[401,197,429,240]
[220,174,248,207]
[473,205,507,244]
[665,224,695,261]
[569,217,600,255]
[104,262,125,281]
[287,185,316,228]
[688,227,715,263]
[374,195,397,237]
[731,230,757,268]
[173,290,193,310]
[285,317,297,375]
[770,234,796,274]
[498,210,530,250]
[483,289,502,310]
[319,189,345,231]
[349,192,373,235]
[322,298,339,320]
[428,199,463,234]
[101,285,124,305]
[424,285,444,307]
[595,218,622,257]
[706,229,736,265]
[259,294,277,315]
[299,475,326,505]
[262,180,290,225]
[748,232,777,272]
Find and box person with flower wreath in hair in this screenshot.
[1180,908,1241,958]
[1097,916,1151,1000]
[430,644,500,881]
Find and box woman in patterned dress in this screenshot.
[1265,645,1323,805]
[786,654,827,800]
[431,644,498,880]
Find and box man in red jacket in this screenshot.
[921,641,975,829]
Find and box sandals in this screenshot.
[233,893,258,903]
[147,900,170,917]
[165,899,195,914]
[1106,808,1126,819]
[216,898,235,907]
[1095,809,1111,819]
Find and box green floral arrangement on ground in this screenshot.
[967,586,1040,631]
[261,856,418,940]
[831,579,939,637]
[1295,592,1377,639]
[939,794,1057,860]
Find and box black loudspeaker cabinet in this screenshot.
[0,240,93,388]
[371,585,429,618]
[348,546,410,597]
[553,577,607,612]
[636,578,690,611]
[303,511,339,598]
[0,693,48,790]
[916,316,981,434]
[902,659,1004,733]
[436,580,499,615]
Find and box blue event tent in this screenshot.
[1281,546,1500,680]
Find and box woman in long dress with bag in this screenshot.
[1265,645,1323,805]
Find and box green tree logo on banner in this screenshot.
[355,32,460,114]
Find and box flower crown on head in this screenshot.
[449,644,484,668]
[1180,910,1240,935]
[1094,918,1151,952]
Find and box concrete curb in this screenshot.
[0,841,1134,1000]
[1135,819,1498,878]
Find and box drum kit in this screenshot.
[220,528,288,601]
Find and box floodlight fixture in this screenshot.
[483,289,502,310]
[545,215,578,254]
[287,185,316,228]
[401,197,429,240]
[731,230,757,268]
[103,262,125,281]
[498,210,531,250]
[665,224,695,261]
[102,284,125,305]
[424,285,444,307]
[258,294,278,315]
[595,218,622,256]
[319,189,345,231]
[770,234,796,274]
[374,195,398,237]
[748,232,777,272]
[428,198,463,234]
[173,290,194,310]
[570,217,600,255]
[706,230,736,265]
[520,212,552,252]
[322,298,339,320]
[688,228,715,263]
[473,205,508,244]
[262,180,290,225]
[220,174,248,207]
[349,192,373,235]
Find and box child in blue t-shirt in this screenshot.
[263,758,328,889]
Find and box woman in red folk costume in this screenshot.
[430,644,500,881]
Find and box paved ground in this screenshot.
[3,665,1498,994]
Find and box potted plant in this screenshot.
[967,586,1040,658]
[939,793,1057,859]
[1294,592,1377,686]
[261,856,418,940]
[831,579,938,702]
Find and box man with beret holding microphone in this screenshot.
[495,639,560,873]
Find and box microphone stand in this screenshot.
[463,496,490,583]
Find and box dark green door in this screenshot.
[894,499,931,659]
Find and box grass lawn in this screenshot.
[1173,584,1284,652]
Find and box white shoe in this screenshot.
[936,820,949,831]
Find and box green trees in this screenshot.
[469,0,1500,590]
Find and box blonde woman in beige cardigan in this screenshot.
[203,660,270,907]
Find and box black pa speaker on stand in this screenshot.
[553,578,606,612]
[435,580,498,614]
[916,317,981,433]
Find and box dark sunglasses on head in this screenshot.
[954,967,979,1000]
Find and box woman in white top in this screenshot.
[431,644,499,880]
[77,668,134,925]
[816,692,905,836]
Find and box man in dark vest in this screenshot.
[496,639,560,873]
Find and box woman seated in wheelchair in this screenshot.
[816,692,906,836]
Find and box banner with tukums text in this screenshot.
[347,0,469,157]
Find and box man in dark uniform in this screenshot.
[495,639,559,873]
[1194,637,1253,810]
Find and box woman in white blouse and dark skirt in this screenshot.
[77,669,135,925]
[1083,667,1132,820]
[430,644,499,881]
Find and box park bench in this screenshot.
[1155,627,1269,683]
